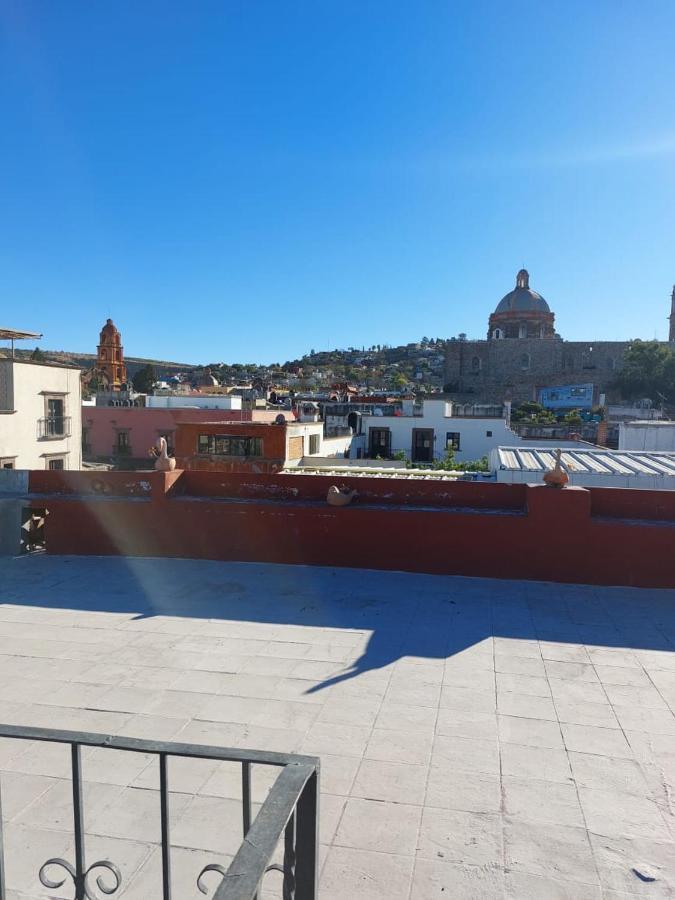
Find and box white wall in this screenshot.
[0,360,82,470]
[361,398,593,463]
[147,394,242,410]
[619,422,675,452]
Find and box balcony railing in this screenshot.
[0,724,319,900]
[37,416,71,439]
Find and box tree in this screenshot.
[563,409,583,426]
[613,340,675,402]
[511,401,556,425]
[30,346,45,361]
[133,364,156,393]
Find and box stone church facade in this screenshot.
[444,270,669,405]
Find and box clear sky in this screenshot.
[2,1,675,364]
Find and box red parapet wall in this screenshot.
[26,470,675,588]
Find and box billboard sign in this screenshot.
[538,383,594,410]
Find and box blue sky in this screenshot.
[2,1,675,364]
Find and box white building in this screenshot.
[619,420,675,452]
[359,397,591,464]
[0,358,82,470]
[147,393,242,411]
[492,446,675,490]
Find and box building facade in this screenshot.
[174,420,351,473]
[444,269,667,404]
[359,397,591,464]
[0,358,82,470]
[619,420,675,452]
[82,407,280,467]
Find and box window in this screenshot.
[446,432,461,451]
[492,328,504,340]
[471,356,481,372]
[486,430,493,437]
[48,458,65,471]
[308,433,320,454]
[369,428,391,457]
[117,431,130,450]
[42,396,67,437]
[0,458,15,469]
[196,435,263,457]
[518,325,527,339]
[520,353,530,370]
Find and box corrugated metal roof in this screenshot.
[497,446,675,480]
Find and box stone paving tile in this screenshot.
[503,818,599,886]
[504,870,602,899]
[425,766,501,813]
[320,846,414,899]
[334,798,421,855]
[498,714,565,749]
[561,723,634,758]
[500,743,573,784]
[351,758,427,805]
[1,556,675,897]
[418,807,502,866]
[411,858,504,898]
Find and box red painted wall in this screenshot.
[174,422,288,472]
[27,471,675,588]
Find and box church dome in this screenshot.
[494,269,550,314]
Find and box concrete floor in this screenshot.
[0,555,673,898]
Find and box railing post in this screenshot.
[71,744,86,900]
[159,753,171,900]
[0,774,6,900]
[293,769,319,900]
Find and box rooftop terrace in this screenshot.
[0,554,674,897]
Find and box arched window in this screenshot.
[493,328,504,340]
[518,325,527,339]
[520,353,530,370]
[471,356,481,371]
[539,326,545,338]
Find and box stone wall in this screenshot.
[444,338,636,404]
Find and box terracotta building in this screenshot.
[175,420,329,473]
[96,319,127,391]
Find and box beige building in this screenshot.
[0,358,82,470]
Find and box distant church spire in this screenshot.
[516,269,529,289]
[670,285,675,342]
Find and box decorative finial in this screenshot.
[516,269,529,289]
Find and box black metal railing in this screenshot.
[0,724,319,900]
[37,416,71,439]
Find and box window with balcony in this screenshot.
[38,395,71,439]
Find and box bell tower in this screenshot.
[97,319,127,390]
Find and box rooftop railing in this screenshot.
[0,724,319,900]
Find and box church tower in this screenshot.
[670,286,675,342]
[96,318,127,390]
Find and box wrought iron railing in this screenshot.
[0,724,319,900]
[37,416,71,439]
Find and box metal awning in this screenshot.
[0,326,43,358]
[0,327,42,340]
